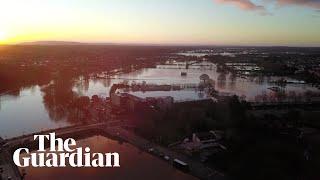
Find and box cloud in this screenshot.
[214,0,271,15]
[214,0,320,14]
[275,0,320,9]
[214,0,266,10]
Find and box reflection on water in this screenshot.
[78,62,318,101]
[20,135,196,180]
[0,86,68,138]
[1,61,319,138]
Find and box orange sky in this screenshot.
[0,0,319,46]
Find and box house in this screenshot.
[178,131,225,153]
[191,131,223,149]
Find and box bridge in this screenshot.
[4,123,107,149]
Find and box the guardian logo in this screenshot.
[13,133,120,168]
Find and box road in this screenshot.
[106,127,226,180]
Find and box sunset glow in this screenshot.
[0,0,319,46]
[0,31,6,41]
[1,1,320,180]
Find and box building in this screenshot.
[111,91,174,112]
[191,131,223,149]
[111,92,129,107]
[178,131,225,153]
[111,92,145,112]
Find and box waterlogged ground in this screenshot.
[75,61,319,100]
[1,61,319,138]
[19,135,196,180]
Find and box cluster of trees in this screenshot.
[132,95,247,145]
[0,45,172,94]
[254,90,320,103]
[130,91,320,179]
[40,73,106,124]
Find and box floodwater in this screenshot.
[0,86,68,138]
[77,61,318,101]
[19,135,196,180]
[1,61,319,138]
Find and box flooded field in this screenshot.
[76,61,319,101]
[19,135,196,180]
[1,61,319,138]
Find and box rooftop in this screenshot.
[129,90,212,102]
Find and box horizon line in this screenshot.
[1,40,320,48]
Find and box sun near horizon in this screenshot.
[0,31,8,42]
[0,0,320,47]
